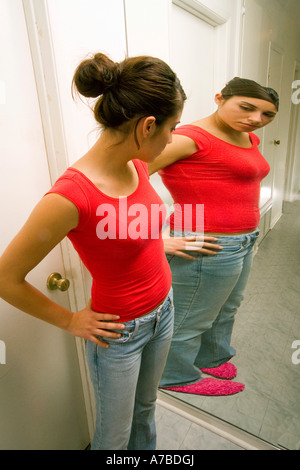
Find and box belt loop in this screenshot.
[154,303,163,333]
[156,305,162,324]
[133,318,140,339]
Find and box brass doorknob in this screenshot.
[47,272,70,291]
[274,139,281,145]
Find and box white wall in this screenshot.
[124,0,170,62]
[46,0,127,165]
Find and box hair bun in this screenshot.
[72,53,186,130]
[73,53,119,98]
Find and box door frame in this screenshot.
[172,0,244,91]
[284,60,300,202]
[172,0,228,26]
[265,41,284,227]
[22,0,95,438]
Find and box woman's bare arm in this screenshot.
[148,134,198,175]
[0,193,125,347]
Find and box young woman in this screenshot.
[149,77,279,396]
[0,53,187,450]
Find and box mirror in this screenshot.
[150,0,300,450]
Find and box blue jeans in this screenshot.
[85,289,174,450]
[159,230,259,388]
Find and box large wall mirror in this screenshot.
[145,0,300,450]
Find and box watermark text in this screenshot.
[0,340,6,365]
[106,453,194,467]
[96,200,204,240]
[291,340,300,365]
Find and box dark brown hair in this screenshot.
[221,77,279,111]
[72,53,186,130]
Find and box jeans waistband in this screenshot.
[135,287,172,321]
[170,228,260,240]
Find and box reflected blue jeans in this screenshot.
[160,230,259,388]
[85,289,174,450]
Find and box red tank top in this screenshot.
[45,160,171,321]
[159,125,270,233]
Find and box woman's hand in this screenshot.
[67,299,126,348]
[163,232,223,260]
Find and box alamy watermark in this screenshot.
[292,340,300,365]
[95,200,204,240]
[292,80,300,104]
[0,340,6,365]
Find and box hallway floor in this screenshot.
[155,403,244,450]
[156,199,300,450]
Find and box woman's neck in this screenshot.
[193,112,251,147]
[71,130,140,198]
[76,130,136,173]
[211,112,241,139]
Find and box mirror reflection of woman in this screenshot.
[149,78,279,396]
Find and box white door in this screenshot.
[170,3,216,125]
[0,0,89,450]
